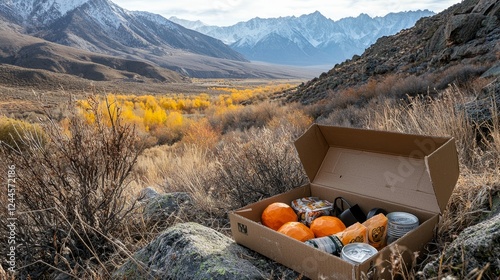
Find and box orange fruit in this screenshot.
[261,202,298,231]
[277,221,315,242]
[310,216,346,237]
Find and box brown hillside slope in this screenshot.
[284,0,499,105]
[0,25,185,86]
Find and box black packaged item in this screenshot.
[334,197,366,227]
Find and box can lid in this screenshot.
[341,243,378,264]
[386,212,419,225]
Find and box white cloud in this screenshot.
[112,0,461,26]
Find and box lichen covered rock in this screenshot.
[142,192,192,224]
[113,222,267,280]
[422,212,500,278]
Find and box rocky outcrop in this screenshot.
[141,192,193,227]
[458,78,500,126]
[445,13,486,45]
[422,197,500,279]
[285,0,500,105]
[113,222,267,280]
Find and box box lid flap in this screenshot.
[294,124,459,214]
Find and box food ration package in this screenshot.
[291,197,333,226]
[362,213,388,250]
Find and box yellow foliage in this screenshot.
[182,118,220,148]
[166,111,183,128]
[144,108,167,131]
[0,116,48,150]
[73,82,300,146]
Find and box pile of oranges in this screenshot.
[261,202,346,242]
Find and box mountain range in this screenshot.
[0,0,315,82]
[0,0,436,85]
[170,10,435,66]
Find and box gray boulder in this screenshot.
[445,13,486,45]
[422,209,500,278]
[457,79,500,128]
[113,222,267,280]
[137,186,160,201]
[143,192,192,225]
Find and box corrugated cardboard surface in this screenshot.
[294,124,459,214]
[230,125,459,280]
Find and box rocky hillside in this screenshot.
[284,0,500,104]
[0,25,185,85]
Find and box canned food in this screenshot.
[340,243,378,264]
[305,235,344,256]
[386,212,419,243]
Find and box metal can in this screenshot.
[340,243,378,264]
[386,212,419,243]
[305,235,344,256]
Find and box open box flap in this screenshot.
[425,138,460,213]
[294,124,459,214]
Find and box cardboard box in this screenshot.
[229,124,459,279]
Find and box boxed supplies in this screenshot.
[229,124,459,279]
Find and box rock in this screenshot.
[457,79,500,125]
[481,63,500,78]
[472,0,498,14]
[137,186,159,201]
[445,14,486,45]
[422,212,500,278]
[113,222,267,280]
[143,192,192,224]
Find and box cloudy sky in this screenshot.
[112,0,462,26]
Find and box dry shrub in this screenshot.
[181,118,221,149]
[439,174,499,245]
[267,103,313,134]
[149,124,183,145]
[0,116,48,151]
[389,75,431,99]
[0,95,144,279]
[435,64,490,91]
[317,104,370,128]
[208,101,278,133]
[213,125,308,208]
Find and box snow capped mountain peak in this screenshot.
[171,10,435,66]
[51,0,90,15]
[3,0,91,25]
[168,16,206,30]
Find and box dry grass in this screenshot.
[368,84,500,170]
[1,77,498,279]
[128,80,500,278]
[366,84,500,278]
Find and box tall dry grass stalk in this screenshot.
[369,85,499,170]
